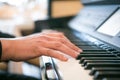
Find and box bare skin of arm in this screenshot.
[0,31,82,62]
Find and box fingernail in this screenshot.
[63,56,68,61]
[74,52,80,58]
[78,49,83,52]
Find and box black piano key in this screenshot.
[78,52,112,59]
[116,53,120,57]
[106,48,116,52]
[83,49,104,51]
[73,42,94,46]
[84,63,120,69]
[70,38,84,41]
[70,40,83,43]
[67,36,80,39]
[102,77,120,80]
[78,44,96,46]
[83,50,107,52]
[112,51,120,54]
[90,67,120,75]
[78,45,100,49]
[77,52,111,59]
[94,71,120,79]
[79,57,120,63]
[102,46,110,49]
[82,60,120,66]
[80,52,111,54]
[77,54,115,59]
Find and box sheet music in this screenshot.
[97,9,120,36]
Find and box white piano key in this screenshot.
[55,58,93,80]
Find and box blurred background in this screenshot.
[0,0,83,79]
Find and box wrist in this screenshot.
[0,39,13,61]
[0,40,2,61]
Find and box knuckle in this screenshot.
[39,36,46,39]
[46,49,52,56]
[59,38,66,44]
[58,33,64,37]
[40,36,50,40]
[54,42,62,48]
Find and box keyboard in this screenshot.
[55,29,120,80]
[35,1,120,80]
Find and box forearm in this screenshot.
[0,38,33,62]
[0,31,16,61]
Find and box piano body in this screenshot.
[34,0,120,80]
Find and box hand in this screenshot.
[1,31,82,61]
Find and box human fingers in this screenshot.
[56,37,82,52]
[39,40,79,58]
[41,33,82,52]
[39,47,68,61]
